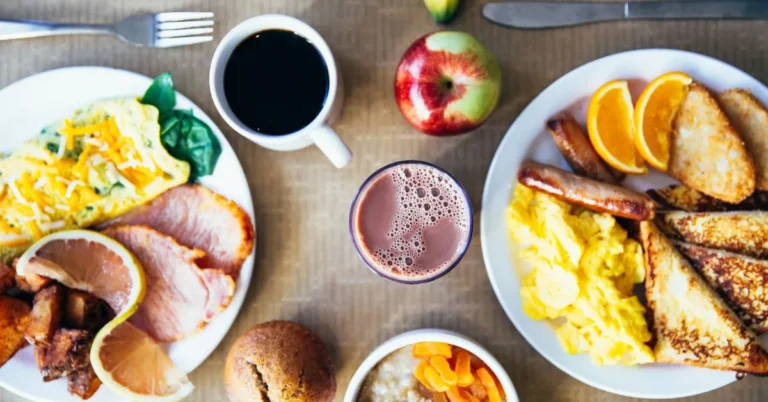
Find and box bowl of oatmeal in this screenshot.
[345,329,518,402]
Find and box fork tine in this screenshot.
[158,28,213,38]
[155,36,213,48]
[158,20,214,30]
[156,12,214,22]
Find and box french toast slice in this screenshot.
[640,221,768,373]
[675,242,768,333]
[668,83,755,203]
[661,211,768,258]
[648,185,768,212]
[718,89,768,190]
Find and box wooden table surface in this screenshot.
[2,0,768,401]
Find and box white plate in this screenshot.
[480,49,768,399]
[0,67,256,402]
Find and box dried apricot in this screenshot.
[446,386,470,402]
[454,351,474,386]
[476,368,502,402]
[424,365,450,392]
[414,360,434,391]
[412,342,453,358]
[430,356,458,385]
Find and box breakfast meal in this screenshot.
[224,321,336,402]
[350,162,472,283]
[0,73,254,400]
[357,342,506,402]
[507,70,768,376]
[6,10,768,401]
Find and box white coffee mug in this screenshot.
[210,14,352,168]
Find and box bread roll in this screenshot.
[224,321,336,402]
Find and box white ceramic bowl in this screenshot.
[344,329,519,402]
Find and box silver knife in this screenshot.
[483,1,768,29]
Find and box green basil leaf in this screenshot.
[141,72,176,115]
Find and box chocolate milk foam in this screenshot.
[353,163,470,280]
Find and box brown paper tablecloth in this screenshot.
[2,0,768,401]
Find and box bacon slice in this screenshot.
[102,225,234,342]
[103,184,254,279]
[518,160,656,220]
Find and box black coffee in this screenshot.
[223,29,329,135]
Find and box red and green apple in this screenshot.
[395,31,501,136]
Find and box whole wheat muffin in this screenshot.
[224,321,336,402]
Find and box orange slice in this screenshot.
[634,72,693,171]
[587,80,647,174]
[16,230,193,401]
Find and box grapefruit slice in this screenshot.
[92,321,194,401]
[16,230,194,401]
[16,230,145,318]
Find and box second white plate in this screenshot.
[0,67,256,402]
[480,49,768,399]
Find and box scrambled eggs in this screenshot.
[0,98,190,263]
[508,185,654,365]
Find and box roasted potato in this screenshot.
[25,284,65,346]
[0,263,15,293]
[41,329,91,382]
[34,344,47,371]
[0,295,31,367]
[65,290,112,331]
[68,365,101,400]
[14,272,52,294]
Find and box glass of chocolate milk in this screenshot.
[350,161,474,284]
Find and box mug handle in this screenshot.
[310,124,352,168]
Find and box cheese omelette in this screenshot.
[508,185,654,365]
[0,98,190,263]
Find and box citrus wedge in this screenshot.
[92,321,195,402]
[587,80,647,174]
[16,230,194,401]
[15,230,145,318]
[634,72,693,171]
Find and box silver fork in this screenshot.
[0,12,214,47]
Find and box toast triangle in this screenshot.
[640,221,768,373]
[661,211,768,259]
[718,89,768,191]
[669,83,755,203]
[675,241,768,333]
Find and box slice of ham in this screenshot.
[102,184,254,279]
[103,225,234,342]
[199,269,235,321]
